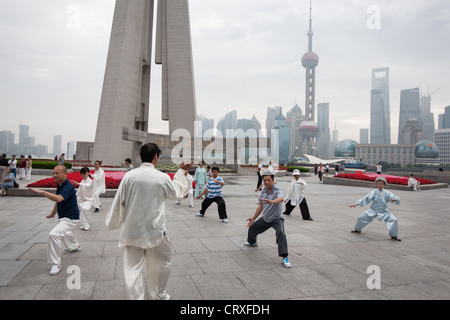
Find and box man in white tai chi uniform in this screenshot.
[106,143,192,300]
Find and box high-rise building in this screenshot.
[0,131,15,154]
[217,110,237,136]
[398,88,422,144]
[316,103,331,159]
[266,106,282,137]
[420,91,435,142]
[299,3,319,155]
[360,129,369,144]
[286,104,304,158]
[442,106,450,129]
[271,113,290,162]
[435,129,450,164]
[196,115,215,137]
[370,67,391,144]
[53,135,62,156]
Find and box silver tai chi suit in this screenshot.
[354,188,400,238]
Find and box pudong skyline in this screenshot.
[0,0,449,151]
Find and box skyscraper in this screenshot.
[420,92,435,142]
[266,106,283,138]
[299,2,319,155]
[316,103,331,159]
[370,67,391,144]
[53,135,62,156]
[398,87,422,144]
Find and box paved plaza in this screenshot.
[0,173,449,300]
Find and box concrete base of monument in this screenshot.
[323,175,449,191]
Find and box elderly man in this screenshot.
[29,165,80,275]
[408,174,421,191]
[106,143,192,300]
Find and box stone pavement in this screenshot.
[0,173,450,300]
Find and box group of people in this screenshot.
[25,142,408,300]
[0,154,33,196]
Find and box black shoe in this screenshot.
[391,237,401,242]
[305,217,314,221]
[94,208,100,213]
[351,230,361,234]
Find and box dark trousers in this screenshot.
[283,199,312,220]
[256,172,262,190]
[247,218,288,257]
[200,197,227,219]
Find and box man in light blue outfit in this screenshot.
[350,176,401,241]
[194,162,208,199]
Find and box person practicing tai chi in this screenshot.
[175,168,195,208]
[283,169,313,221]
[106,143,193,300]
[245,171,291,268]
[71,167,94,231]
[350,176,402,241]
[194,162,207,199]
[195,166,228,223]
[28,165,81,275]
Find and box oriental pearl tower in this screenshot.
[299,1,320,156]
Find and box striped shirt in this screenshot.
[206,176,224,198]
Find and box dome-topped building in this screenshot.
[335,139,358,157]
[414,140,440,165]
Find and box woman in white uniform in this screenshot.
[71,167,94,231]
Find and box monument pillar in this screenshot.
[93,0,197,166]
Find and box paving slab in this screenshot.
[0,174,449,300]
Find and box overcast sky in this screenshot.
[1,0,449,153]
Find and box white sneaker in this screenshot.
[195,212,204,217]
[282,257,292,268]
[221,219,228,223]
[65,246,81,252]
[149,290,170,300]
[50,264,61,275]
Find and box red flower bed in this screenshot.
[27,171,195,189]
[334,172,437,186]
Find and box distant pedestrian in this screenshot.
[350,176,401,241]
[376,163,382,174]
[58,154,65,166]
[125,158,134,172]
[8,155,17,177]
[28,165,81,275]
[0,154,8,182]
[93,160,106,212]
[255,161,263,192]
[18,155,26,180]
[25,156,32,181]
[283,169,313,221]
[317,163,324,182]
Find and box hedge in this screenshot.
[30,161,72,170]
[285,166,310,173]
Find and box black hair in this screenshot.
[140,143,161,163]
[125,158,132,164]
[95,160,102,165]
[80,166,91,178]
[211,166,220,172]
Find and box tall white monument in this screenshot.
[93,0,197,166]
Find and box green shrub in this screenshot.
[31,161,72,170]
[285,166,310,173]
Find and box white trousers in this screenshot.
[93,192,101,209]
[19,168,26,180]
[122,235,173,300]
[48,218,80,265]
[79,201,93,229]
[25,168,31,181]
